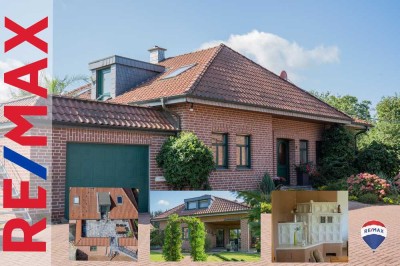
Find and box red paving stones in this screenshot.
[1,205,399,265]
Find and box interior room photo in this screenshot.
[271,190,348,263]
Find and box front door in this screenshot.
[216,229,224,247]
[277,139,290,185]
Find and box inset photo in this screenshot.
[68,187,138,261]
[271,190,348,263]
[150,191,261,262]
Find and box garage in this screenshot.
[65,143,149,218]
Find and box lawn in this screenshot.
[150,251,260,262]
[214,252,261,262]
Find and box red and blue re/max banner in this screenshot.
[1,17,49,252]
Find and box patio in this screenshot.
[82,219,130,238]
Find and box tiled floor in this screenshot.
[1,205,400,265]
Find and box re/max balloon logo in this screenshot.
[1,17,49,252]
[361,220,387,252]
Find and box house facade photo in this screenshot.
[0,44,368,223]
[152,194,254,252]
[69,187,139,261]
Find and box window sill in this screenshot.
[236,167,252,171]
[215,167,229,171]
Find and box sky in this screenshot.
[150,191,238,213]
[52,0,400,107]
[0,0,53,101]
[8,0,392,108]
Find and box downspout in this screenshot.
[354,125,369,153]
[161,97,181,131]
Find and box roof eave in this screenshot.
[129,96,353,125]
[152,210,250,222]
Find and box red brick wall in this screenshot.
[170,103,274,191]
[272,117,325,185]
[51,126,172,221]
[168,103,325,189]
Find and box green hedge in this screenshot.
[156,132,214,190]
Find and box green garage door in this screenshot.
[65,143,149,218]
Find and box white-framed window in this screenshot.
[73,196,80,205]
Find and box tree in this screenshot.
[156,132,215,190]
[44,75,89,95]
[234,173,273,238]
[162,214,183,261]
[356,141,400,178]
[316,124,356,186]
[9,74,89,98]
[310,91,372,121]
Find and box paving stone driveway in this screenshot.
[1,205,399,265]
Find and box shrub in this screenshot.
[260,173,275,194]
[358,193,379,204]
[150,229,165,247]
[156,132,215,189]
[316,125,356,187]
[382,195,400,205]
[347,173,391,199]
[317,179,348,191]
[186,217,207,261]
[162,214,183,261]
[356,141,400,178]
[261,202,272,213]
[348,195,358,201]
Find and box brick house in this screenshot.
[152,194,254,252]
[0,44,367,222]
[69,187,139,260]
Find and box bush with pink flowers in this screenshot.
[347,173,391,200]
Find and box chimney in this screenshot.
[280,70,288,80]
[148,45,167,64]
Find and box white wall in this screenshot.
[337,191,349,245]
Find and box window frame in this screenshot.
[199,199,209,209]
[299,140,309,164]
[96,67,111,100]
[212,133,228,169]
[73,196,80,205]
[117,195,123,205]
[187,201,197,210]
[90,246,97,252]
[236,135,251,168]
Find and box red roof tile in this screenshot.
[112,44,352,122]
[52,96,178,131]
[0,95,40,123]
[152,196,250,221]
[64,83,92,99]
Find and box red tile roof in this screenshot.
[52,96,178,131]
[0,95,40,123]
[64,83,91,99]
[0,95,178,132]
[112,44,352,122]
[152,196,250,221]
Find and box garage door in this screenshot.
[65,143,149,218]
